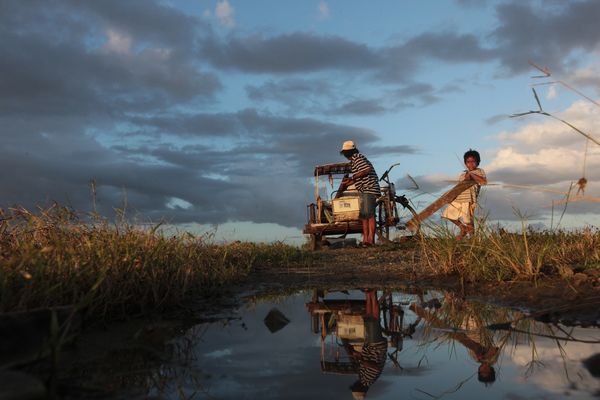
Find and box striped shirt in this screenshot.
[350,153,380,195]
[358,341,387,387]
[454,168,486,203]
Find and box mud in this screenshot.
[250,245,600,325]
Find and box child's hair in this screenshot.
[463,149,481,165]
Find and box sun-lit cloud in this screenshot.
[508,329,600,396]
[103,28,133,55]
[414,99,600,222]
[317,1,330,20]
[215,0,235,29]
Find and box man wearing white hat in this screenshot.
[340,141,380,246]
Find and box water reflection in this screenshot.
[303,288,600,399]
[136,288,600,399]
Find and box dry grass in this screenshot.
[0,204,308,319]
[416,218,600,282]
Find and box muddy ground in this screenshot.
[250,245,600,325]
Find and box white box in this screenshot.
[332,197,361,222]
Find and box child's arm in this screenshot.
[466,170,487,185]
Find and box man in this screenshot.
[340,141,380,246]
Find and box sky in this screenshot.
[2,0,600,243]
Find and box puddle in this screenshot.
[137,288,600,399]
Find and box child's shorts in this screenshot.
[442,201,476,224]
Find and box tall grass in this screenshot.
[417,216,600,282]
[0,204,307,319]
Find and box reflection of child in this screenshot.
[442,149,487,240]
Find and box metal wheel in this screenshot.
[397,198,420,236]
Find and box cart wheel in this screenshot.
[403,203,420,235]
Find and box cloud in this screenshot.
[199,29,498,83]
[103,28,133,54]
[215,0,235,29]
[196,1,600,85]
[0,0,220,119]
[364,145,420,157]
[246,79,442,116]
[454,0,488,7]
[472,100,600,221]
[404,99,600,222]
[201,32,379,74]
[245,78,337,113]
[485,114,510,125]
[317,1,330,20]
[568,63,600,96]
[491,1,600,73]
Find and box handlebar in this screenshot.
[379,162,400,183]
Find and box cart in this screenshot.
[302,162,419,250]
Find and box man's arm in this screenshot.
[343,166,374,186]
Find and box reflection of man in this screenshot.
[348,289,387,399]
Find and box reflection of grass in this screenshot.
[0,205,309,319]
[417,217,600,281]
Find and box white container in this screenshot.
[336,314,365,340]
[332,197,361,222]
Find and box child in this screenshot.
[442,149,487,240]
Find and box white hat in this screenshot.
[340,140,356,152]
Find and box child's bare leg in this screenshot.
[465,223,475,236]
[447,219,467,239]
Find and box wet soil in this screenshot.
[250,245,600,325]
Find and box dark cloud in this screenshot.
[0,0,220,119]
[365,145,420,156]
[201,32,380,74]
[70,0,207,49]
[570,73,600,96]
[330,99,389,115]
[200,30,495,84]
[245,78,335,104]
[454,0,489,7]
[492,1,600,73]
[247,78,442,116]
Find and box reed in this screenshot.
[0,204,308,319]
[416,216,600,282]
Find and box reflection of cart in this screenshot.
[302,162,419,250]
[305,289,413,374]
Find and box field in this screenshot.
[1,204,599,322]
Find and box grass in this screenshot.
[2,203,599,321]
[416,217,600,282]
[0,204,309,320]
